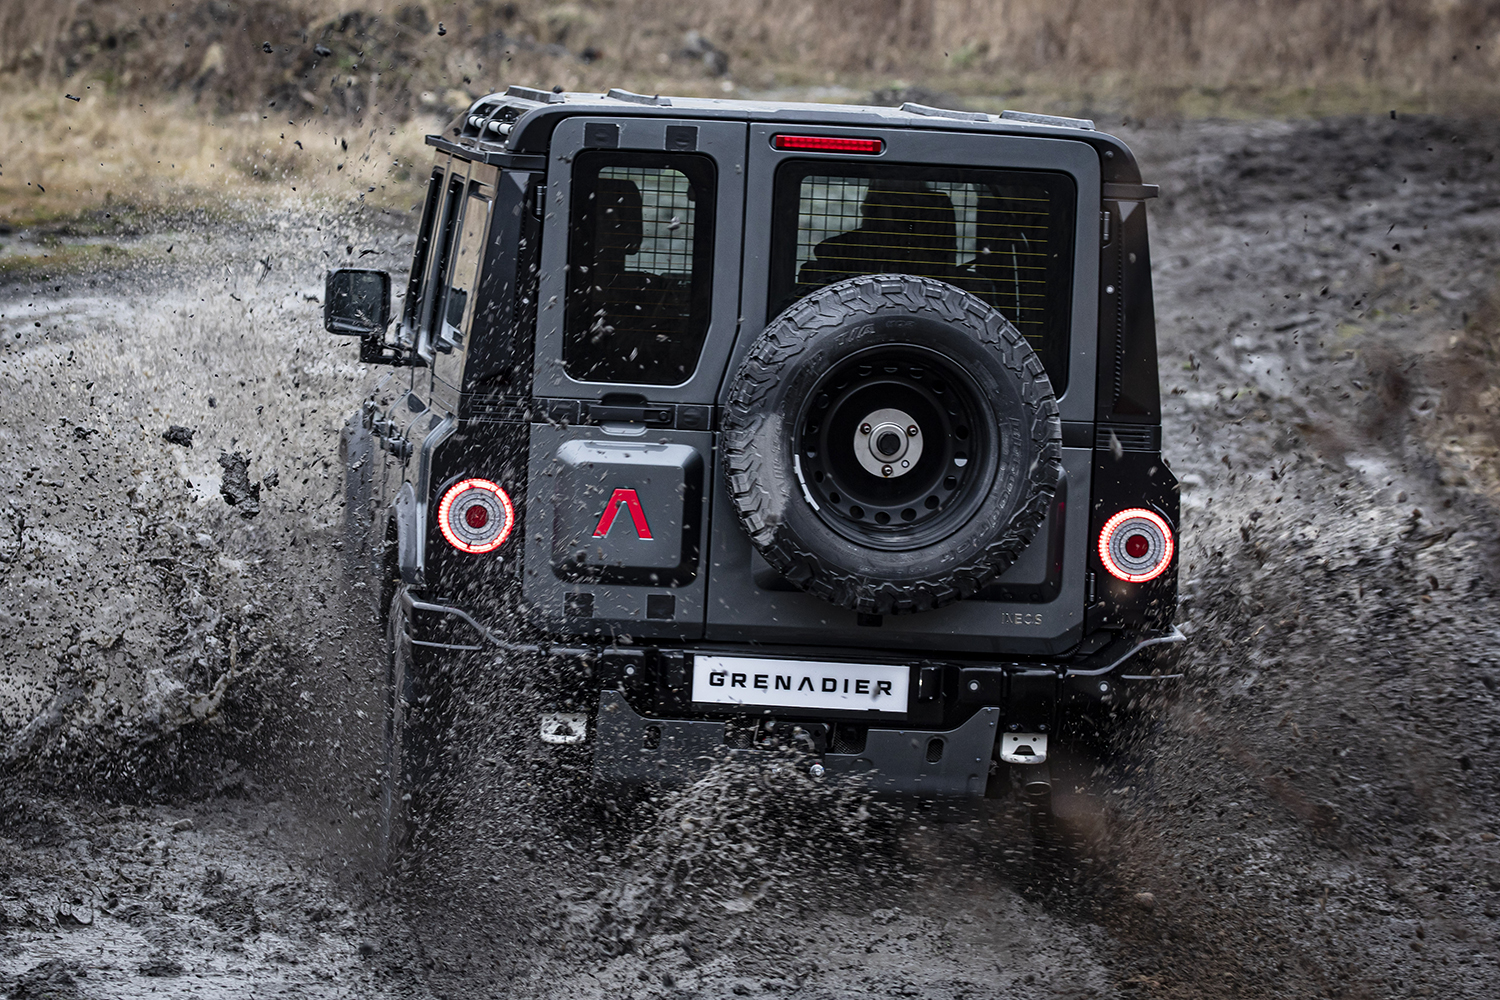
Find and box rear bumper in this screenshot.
[594,690,999,798]
[404,593,1185,685]
[402,593,1184,796]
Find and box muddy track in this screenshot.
[3,116,1500,999]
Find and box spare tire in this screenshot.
[723,274,1062,615]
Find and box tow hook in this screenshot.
[1000,732,1048,764]
[1001,733,1052,803]
[539,712,589,745]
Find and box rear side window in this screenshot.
[564,151,716,385]
[419,175,466,349]
[437,192,491,348]
[402,169,444,332]
[769,162,1076,388]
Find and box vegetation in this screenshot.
[3,0,1496,115]
[2,0,1498,223]
[0,239,133,276]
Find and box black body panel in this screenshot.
[339,88,1180,801]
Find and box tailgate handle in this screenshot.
[585,403,673,426]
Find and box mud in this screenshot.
[4,115,1500,998]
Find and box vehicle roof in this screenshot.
[428,86,1147,186]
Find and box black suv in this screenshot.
[326,86,1181,837]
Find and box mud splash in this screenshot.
[3,115,1500,998]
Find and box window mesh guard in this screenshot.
[565,156,713,386]
[600,166,697,275]
[790,176,1054,348]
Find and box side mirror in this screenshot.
[324,269,391,335]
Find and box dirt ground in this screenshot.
[2,114,1499,999]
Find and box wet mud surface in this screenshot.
[4,116,1500,998]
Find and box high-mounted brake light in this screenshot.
[1098,508,1174,583]
[438,478,515,554]
[773,134,884,154]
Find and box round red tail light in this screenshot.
[438,478,515,554]
[1098,508,1174,583]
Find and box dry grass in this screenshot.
[706,0,1500,90]
[0,239,135,276]
[4,0,1499,111]
[0,87,442,226]
[3,0,1499,223]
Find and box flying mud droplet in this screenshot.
[217,452,261,518]
[162,425,194,447]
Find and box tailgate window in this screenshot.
[564,151,716,385]
[768,162,1076,388]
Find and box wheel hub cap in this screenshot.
[854,407,923,478]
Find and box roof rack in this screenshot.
[505,85,564,104]
[999,110,1095,131]
[605,88,673,107]
[899,102,990,122]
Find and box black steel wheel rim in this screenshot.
[793,345,998,551]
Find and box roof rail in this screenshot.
[900,102,990,122]
[505,85,564,104]
[606,88,673,107]
[999,110,1095,130]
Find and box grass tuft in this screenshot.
[0,88,442,226]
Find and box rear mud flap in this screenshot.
[593,691,999,798]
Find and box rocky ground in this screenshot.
[2,114,1499,999]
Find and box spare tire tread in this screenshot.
[724,275,1062,615]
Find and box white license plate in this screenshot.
[691,654,909,715]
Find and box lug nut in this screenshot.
[809,763,826,779]
[881,465,893,477]
[907,425,919,436]
[860,423,871,435]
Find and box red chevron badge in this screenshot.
[592,488,653,540]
